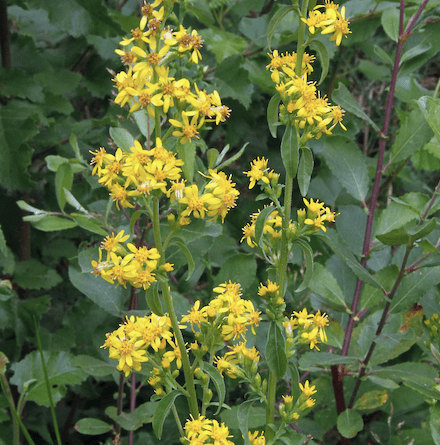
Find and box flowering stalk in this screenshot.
[151,195,199,418]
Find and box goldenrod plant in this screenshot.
[1,1,440,444]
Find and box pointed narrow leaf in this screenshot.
[267,93,281,138]
[130,210,143,233]
[203,363,226,415]
[16,200,47,215]
[267,5,295,49]
[238,399,257,445]
[71,214,108,236]
[430,404,440,445]
[266,322,286,378]
[25,215,78,232]
[255,206,277,264]
[145,282,164,316]
[64,189,87,213]
[109,127,135,151]
[152,390,183,439]
[332,83,380,132]
[216,142,248,170]
[297,146,314,197]
[55,162,73,212]
[310,40,329,85]
[281,126,299,177]
[294,238,314,292]
[319,231,382,289]
[133,109,154,137]
[289,363,300,402]
[174,241,195,281]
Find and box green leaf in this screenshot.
[106,401,159,431]
[201,29,248,63]
[109,127,135,151]
[297,146,314,197]
[377,218,436,246]
[374,45,393,65]
[288,363,300,402]
[75,418,112,435]
[430,404,440,445]
[266,322,287,379]
[145,282,164,316]
[23,214,78,232]
[310,40,329,85]
[353,390,389,410]
[375,201,419,236]
[366,375,399,390]
[321,135,369,202]
[14,259,62,290]
[255,206,277,264]
[308,263,348,311]
[70,214,108,236]
[10,351,88,407]
[400,43,431,64]
[55,162,74,212]
[319,231,382,289]
[69,255,127,317]
[267,5,296,49]
[418,96,440,142]
[332,83,380,132]
[64,190,87,213]
[238,399,257,445]
[388,108,433,165]
[133,109,154,138]
[281,125,299,178]
[214,253,257,294]
[214,55,254,109]
[299,352,359,370]
[390,266,440,314]
[267,93,281,138]
[0,224,15,275]
[152,390,183,439]
[293,238,314,292]
[174,241,195,281]
[74,355,115,377]
[215,142,248,170]
[337,409,364,439]
[203,363,226,415]
[381,7,399,42]
[176,140,196,181]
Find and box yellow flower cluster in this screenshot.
[284,308,329,351]
[184,415,234,445]
[249,431,266,445]
[279,380,318,423]
[90,140,239,224]
[301,0,351,46]
[101,313,174,377]
[181,282,261,345]
[112,1,230,143]
[91,230,172,289]
[301,197,339,233]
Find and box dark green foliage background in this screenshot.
[1,0,440,444]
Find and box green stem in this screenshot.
[265,372,277,440]
[151,196,199,418]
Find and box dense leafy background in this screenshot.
[1,0,440,444]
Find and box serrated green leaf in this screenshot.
[381,7,399,42]
[266,323,286,378]
[152,390,183,439]
[308,263,348,311]
[390,266,440,313]
[353,390,388,410]
[332,83,380,132]
[310,40,329,85]
[267,93,281,138]
[377,218,436,246]
[281,125,299,178]
[375,201,419,236]
[294,238,314,292]
[297,146,314,197]
[337,409,364,439]
[109,127,135,151]
[388,108,433,165]
[267,5,295,49]
[418,96,440,142]
[203,363,225,415]
[321,135,369,202]
[75,418,112,435]
[10,351,88,407]
[14,259,62,290]
[319,231,382,289]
